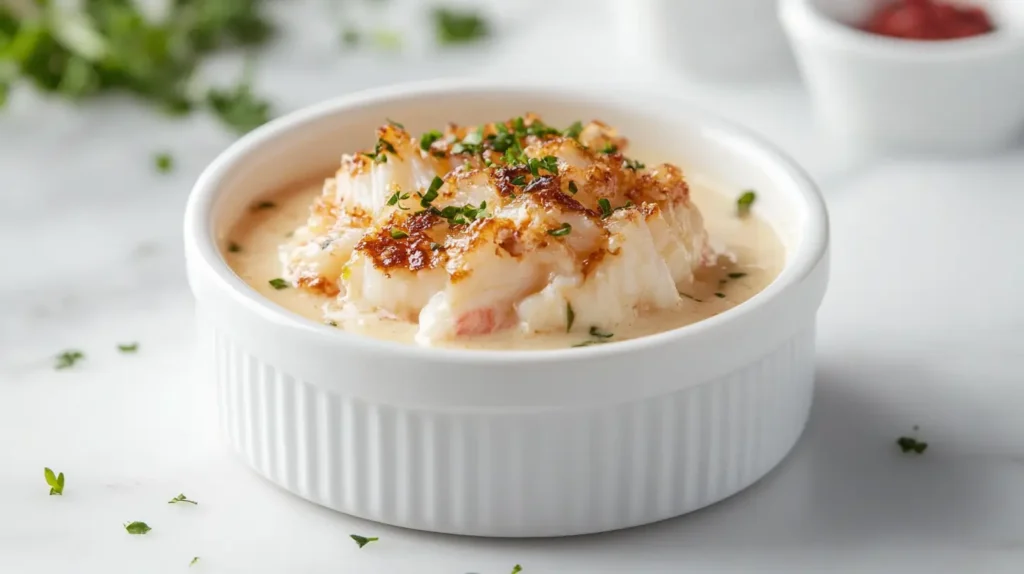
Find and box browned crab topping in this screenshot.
[355,226,444,275]
[297,275,341,297]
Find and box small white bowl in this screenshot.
[780,0,1024,153]
[183,80,830,537]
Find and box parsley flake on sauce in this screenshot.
[228,241,242,253]
[728,272,747,279]
[124,521,152,535]
[252,201,276,211]
[566,303,575,332]
[547,222,572,237]
[597,198,613,218]
[737,190,756,216]
[419,130,443,151]
[679,292,702,303]
[268,278,288,290]
[44,467,64,495]
[350,534,379,548]
[589,326,614,339]
[55,350,84,370]
[390,229,409,240]
[567,181,578,195]
[714,292,726,298]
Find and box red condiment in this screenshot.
[863,0,994,40]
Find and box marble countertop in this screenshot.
[3,1,1024,572]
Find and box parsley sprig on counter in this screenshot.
[350,534,379,548]
[44,467,64,495]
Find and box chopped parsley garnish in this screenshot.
[433,7,490,45]
[600,143,618,154]
[420,130,443,151]
[190,557,200,567]
[252,201,275,211]
[589,326,614,339]
[154,152,174,173]
[527,155,559,177]
[572,340,608,348]
[897,435,928,454]
[389,229,409,239]
[169,493,197,505]
[228,242,242,253]
[714,292,725,298]
[597,198,613,218]
[728,272,747,279]
[430,242,442,251]
[117,343,139,353]
[622,158,645,171]
[386,118,405,129]
[679,292,702,302]
[350,534,379,548]
[737,190,756,215]
[491,123,517,152]
[124,521,152,535]
[55,350,84,370]
[452,126,484,155]
[526,121,560,138]
[433,201,487,225]
[387,189,411,209]
[268,278,288,290]
[511,175,527,186]
[326,320,339,327]
[44,467,64,495]
[568,181,578,195]
[420,176,444,207]
[364,138,397,163]
[547,222,572,237]
[511,565,523,574]
[566,303,575,332]
[563,121,583,139]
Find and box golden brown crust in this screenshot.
[297,275,341,297]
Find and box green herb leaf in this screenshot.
[268,278,288,290]
[563,121,583,139]
[168,493,197,505]
[679,292,702,303]
[44,467,64,495]
[897,436,928,454]
[154,152,173,173]
[430,242,442,251]
[547,222,572,237]
[589,326,614,339]
[371,29,402,51]
[433,7,490,45]
[55,350,84,370]
[597,198,612,218]
[511,565,523,574]
[387,190,402,206]
[117,342,138,353]
[350,534,379,548]
[622,158,645,171]
[326,320,339,327]
[386,118,404,129]
[727,272,747,279]
[228,241,242,253]
[420,130,443,151]
[714,292,726,298]
[420,176,444,207]
[341,27,360,47]
[252,201,275,211]
[124,521,151,535]
[566,303,575,333]
[571,339,608,348]
[207,61,272,135]
[511,175,527,186]
[390,229,409,240]
[600,143,618,154]
[568,181,578,195]
[190,557,200,567]
[737,190,756,216]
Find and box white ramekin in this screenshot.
[183,80,830,537]
[780,0,1024,154]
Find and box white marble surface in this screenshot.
[3,1,1024,572]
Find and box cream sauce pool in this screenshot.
[225,179,785,350]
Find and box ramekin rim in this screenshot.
[780,0,1024,60]
[183,78,829,366]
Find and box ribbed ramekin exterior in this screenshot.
[200,317,815,537]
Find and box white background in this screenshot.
[3,1,1024,572]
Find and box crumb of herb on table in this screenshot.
[44,468,64,495]
[433,7,490,45]
[897,427,928,454]
[190,557,200,567]
[350,534,379,548]
[117,342,139,353]
[169,493,198,505]
[124,521,152,535]
[54,350,84,370]
[154,153,174,173]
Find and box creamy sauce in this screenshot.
[225,179,785,350]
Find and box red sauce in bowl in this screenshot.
[863,0,995,40]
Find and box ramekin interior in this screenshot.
[787,0,1024,58]
[184,80,828,366]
